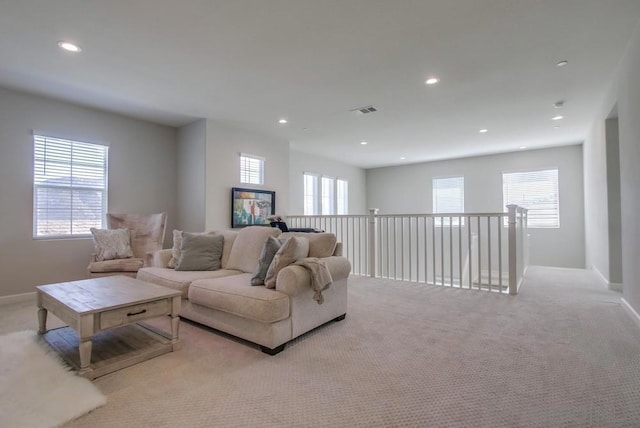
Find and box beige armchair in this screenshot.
[87,212,167,278]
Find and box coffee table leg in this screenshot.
[170,296,181,350]
[78,315,94,375]
[37,308,48,334]
[37,292,47,334]
[79,339,92,373]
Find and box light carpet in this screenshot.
[0,330,106,428]
[4,266,640,427]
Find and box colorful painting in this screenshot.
[231,187,276,228]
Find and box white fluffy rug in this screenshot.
[0,330,106,428]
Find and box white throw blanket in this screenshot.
[294,257,333,304]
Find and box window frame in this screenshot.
[33,133,109,239]
[239,153,265,185]
[336,178,348,215]
[321,176,335,215]
[303,172,348,215]
[303,173,319,215]
[502,167,560,229]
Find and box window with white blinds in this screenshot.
[240,153,264,185]
[433,176,464,226]
[33,134,108,238]
[503,169,559,228]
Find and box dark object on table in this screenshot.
[270,222,323,233]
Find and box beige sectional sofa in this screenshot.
[137,226,350,354]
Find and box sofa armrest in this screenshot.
[275,256,351,297]
[145,249,173,268]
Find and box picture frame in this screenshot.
[231,187,276,228]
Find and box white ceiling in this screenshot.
[1,1,639,169]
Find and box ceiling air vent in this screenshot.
[350,105,378,115]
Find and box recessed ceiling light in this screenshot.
[553,100,565,109]
[360,141,368,145]
[519,146,527,150]
[557,60,568,67]
[425,77,440,85]
[554,126,561,129]
[278,118,288,124]
[552,115,564,121]
[57,41,81,52]
[400,156,406,160]
[302,128,309,131]
[479,129,488,133]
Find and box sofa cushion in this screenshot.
[265,236,309,289]
[88,258,144,273]
[90,228,134,261]
[189,274,290,323]
[226,226,282,273]
[176,232,224,271]
[280,232,337,257]
[137,267,243,297]
[211,229,238,269]
[251,236,282,286]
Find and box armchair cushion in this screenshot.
[90,228,134,261]
[88,257,144,273]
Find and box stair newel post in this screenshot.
[368,208,379,277]
[507,204,518,295]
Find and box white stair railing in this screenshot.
[288,205,528,294]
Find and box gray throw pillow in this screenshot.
[175,232,224,271]
[251,236,282,286]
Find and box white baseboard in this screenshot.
[0,291,36,306]
[621,298,640,330]
[593,266,623,292]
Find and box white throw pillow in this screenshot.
[90,228,134,261]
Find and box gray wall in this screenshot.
[289,150,368,215]
[0,87,177,297]
[366,145,585,268]
[177,119,206,232]
[584,21,640,310]
[204,119,290,230]
[605,118,623,285]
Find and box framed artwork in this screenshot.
[231,187,276,228]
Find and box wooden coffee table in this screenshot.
[36,275,181,379]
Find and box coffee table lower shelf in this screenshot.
[42,323,175,380]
